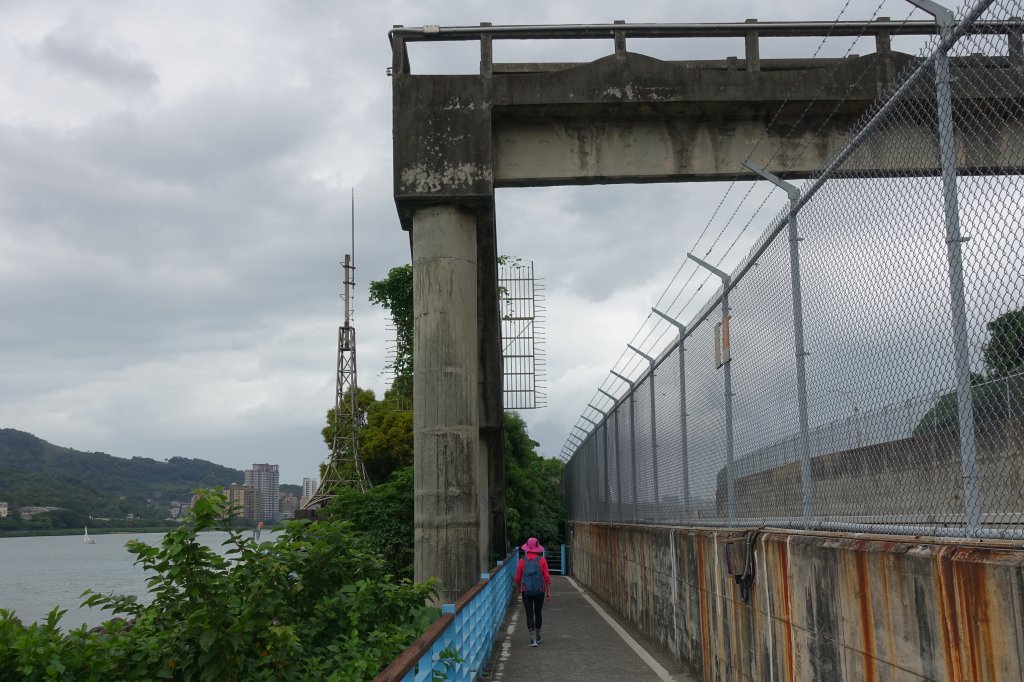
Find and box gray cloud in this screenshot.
[0,0,981,483]
[34,24,158,92]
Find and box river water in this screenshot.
[0,530,269,630]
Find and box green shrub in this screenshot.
[0,490,438,681]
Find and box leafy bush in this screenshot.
[325,467,415,579]
[0,490,438,681]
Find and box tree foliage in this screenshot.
[503,412,565,545]
[324,467,415,578]
[983,309,1024,379]
[321,387,413,487]
[914,308,1023,435]
[0,490,438,681]
[369,264,414,389]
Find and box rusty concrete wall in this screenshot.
[570,522,1024,681]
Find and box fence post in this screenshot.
[742,161,814,528]
[599,388,623,521]
[653,308,690,516]
[589,403,610,522]
[687,253,737,520]
[581,415,602,522]
[908,0,982,536]
[628,344,660,517]
[611,370,640,522]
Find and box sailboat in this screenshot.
[84,526,95,544]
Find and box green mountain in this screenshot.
[0,429,300,530]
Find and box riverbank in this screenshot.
[0,522,288,539]
[0,525,178,539]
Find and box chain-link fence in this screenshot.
[564,0,1024,539]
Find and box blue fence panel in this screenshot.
[395,552,518,682]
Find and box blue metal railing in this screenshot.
[376,552,518,682]
[545,545,568,576]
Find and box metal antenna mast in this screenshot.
[305,190,371,509]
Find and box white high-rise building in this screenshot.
[244,463,280,522]
[302,477,317,502]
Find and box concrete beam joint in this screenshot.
[744,19,760,72]
[1010,18,1023,66]
[875,17,893,53]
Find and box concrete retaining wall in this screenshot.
[717,417,1023,521]
[570,522,1024,681]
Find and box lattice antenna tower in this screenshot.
[500,259,547,409]
[305,192,371,509]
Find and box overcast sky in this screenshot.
[0,0,977,484]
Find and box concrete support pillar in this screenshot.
[476,208,504,562]
[412,205,482,603]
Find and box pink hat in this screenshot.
[521,537,544,554]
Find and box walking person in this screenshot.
[514,537,552,647]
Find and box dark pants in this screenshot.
[522,593,544,632]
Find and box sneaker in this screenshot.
[535,634,543,644]
[529,638,538,647]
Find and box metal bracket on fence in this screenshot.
[580,414,600,427]
[610,370,640,522]
[904,0,955,28]
[687,253,737,520]
[627,344,660,514]
[653,307,691,515]
[742,160,814,529]
[587,403,610,522]
[598,387,624,520]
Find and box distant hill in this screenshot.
[0,429,301,528]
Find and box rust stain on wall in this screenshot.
[854,549,877,681]
[777,538,796,681]
[569,523,1024,682]
[936,545,963,680]
[951,549,998,682]
[695,534,710,676]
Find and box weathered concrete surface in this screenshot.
[570,522,1024,681]
[394,51,1024,227]
[412,206,484,603]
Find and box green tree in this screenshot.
[324,467,415,578]
[369,264,414,399]
[914,307,1023,435]
[360,398,414,484]
[983,309,1024,379]
[503,412,565,545]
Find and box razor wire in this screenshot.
[564,0,1024,540]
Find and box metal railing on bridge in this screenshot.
[563,0,1024,541]
[376,552,517,682]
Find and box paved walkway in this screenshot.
[486,576,697,681]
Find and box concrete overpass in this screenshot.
[389,17,1024,603]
